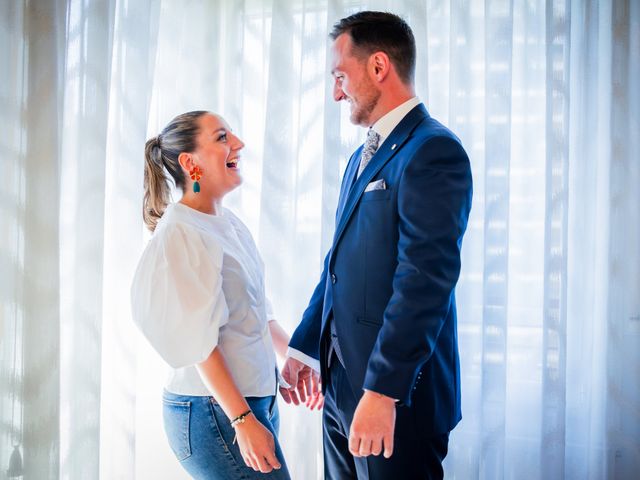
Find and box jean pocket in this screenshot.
[208,400,235,450]
[162,398,192,461]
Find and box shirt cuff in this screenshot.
[286,347,320,373]
[277,370,292,389]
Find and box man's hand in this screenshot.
[279,357,321,408]
[349,390,396,458]
[305,387,324,410]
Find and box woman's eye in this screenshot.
[218,133,227,142]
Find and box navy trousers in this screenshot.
[323,355,449,480]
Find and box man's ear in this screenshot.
[370,52,391,81]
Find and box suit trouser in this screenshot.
[322,354,449,480]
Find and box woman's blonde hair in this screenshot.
[143,110,208,231]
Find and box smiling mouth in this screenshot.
[226,158,239,169]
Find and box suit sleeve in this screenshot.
[363,135,472,405]
[288,251,330,363]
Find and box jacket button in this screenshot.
[331,273,337,284]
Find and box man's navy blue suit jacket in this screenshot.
[290,104,473,435]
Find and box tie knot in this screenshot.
[365,129,380,150]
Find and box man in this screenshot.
[281,11,473,479]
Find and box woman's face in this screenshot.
[190,113,245,198]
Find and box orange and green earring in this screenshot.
[190,165,202,193]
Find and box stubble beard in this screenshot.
[350,79,381,127]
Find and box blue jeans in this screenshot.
[163,391,291,479]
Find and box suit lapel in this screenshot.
[336,148,362,222]
[332,105,429,249]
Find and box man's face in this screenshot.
[330,33,381,127]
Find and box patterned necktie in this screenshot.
[357,128,381,177]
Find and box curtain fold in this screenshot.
[564,1,640,478]
[1,1,638,479]
[0,1,67,478]
[99,1,160,479]
[541,1,570,478]
[59,1,116,478]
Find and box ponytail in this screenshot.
[141,110,208,232]
[143,136,170,232]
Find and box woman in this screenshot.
[131,111,292,479]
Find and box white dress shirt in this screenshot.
[287,97,422,372]
[131,202,278,397]
[372,96,421,145]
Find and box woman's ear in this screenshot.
[178,152,194,174]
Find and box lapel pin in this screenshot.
[391,144,397,150]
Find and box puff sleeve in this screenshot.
[131,223,229,368]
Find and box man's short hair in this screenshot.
[330,11,416,85]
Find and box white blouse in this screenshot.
[131,202,278,397]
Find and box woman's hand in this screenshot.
[234,414,282,473]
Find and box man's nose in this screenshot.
[333,82,345,102]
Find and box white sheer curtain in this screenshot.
[1,1,638,479]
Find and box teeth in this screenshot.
[226,160,238,168]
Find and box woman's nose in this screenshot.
[231,133,245,150]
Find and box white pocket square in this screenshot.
[365,179,386,192]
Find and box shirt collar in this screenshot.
[371,96,421,145]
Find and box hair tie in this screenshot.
[151,136,163,166]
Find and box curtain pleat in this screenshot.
[541,0,570,477]
[0,1,67,478]
[59,0,116,478]
[99,0,160,478]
